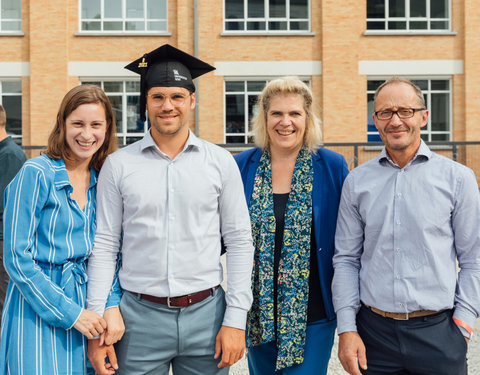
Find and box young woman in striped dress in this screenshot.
[0,84,122,374]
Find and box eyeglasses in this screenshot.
[374,108,426,120]
[147,92,191,107]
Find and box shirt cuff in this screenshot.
[336,307,358,335]
[67,306,84,330]
[453,307,476,338]
[222,306,248,330]
[453,318,474,339]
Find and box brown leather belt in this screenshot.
[129,285,219,308]
[363,303,445,320]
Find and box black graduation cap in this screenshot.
[125,44,215,121]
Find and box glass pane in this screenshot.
[367,0,385,18]
[411,80,427,90]
[2,0,20,18]
[2,95,21,136]
[105,0,122,18]
[82,0,101,19]
[410,21,427,29]
[368,133,382,142]
[248,95,258,126]
[226,135,245,143]
[290,21,308,30]
[225,21,244,30]
[431,93,449,131]
[431,80,449,91]
[226,95,245,134]
[367,21,385,29]
[107,95,122,129]
[226,82,245,92]
[389,0,405,17]
[248,0,264,18]
[104,21,123,30]
[82,21,101,30]
[247,81,266,91]
[269,21,287,30]
[290,0,308,19]
[126,81,140,92]
[126,21,145,30]
[126,136,143,144]
[247,21,266,30]
[104,82,123,93]
[127,96,142,132]
[431,133,448,141]
[2,81,21,93]
[126,0,144,18]
[430,20,448,29]
[147,21,167,30]
[409,0,426,17]
[430,0,447,18]
[420,133,429,141]
[1,21,20,30]
[117,137,126,147]
[367,80,384,91]
[269,0,286,18]
[225,0,244,19]
[388,21,406,29]
[147,0,166,19]
[367,93,375,115]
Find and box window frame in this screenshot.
[0,78,22,143]
[80,78,147,146]
[79,0,168,34]
[0,0,22,33]
[367,76,453,143]
[223,0,311,34]
[366,0,452,33]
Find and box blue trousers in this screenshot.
[247,318,336,375]
[114,287,229,375]
[357,305,468,375]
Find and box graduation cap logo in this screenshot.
[125,44,215,121]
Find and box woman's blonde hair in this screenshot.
[46,84,117,171]
[251,76,322,152]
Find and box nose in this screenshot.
[81,125,93,138]
[389,111,403,125]
[160,97,174,111]
[279,114,292,125]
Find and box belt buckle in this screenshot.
[394,312,409,320]
[167,297,182,308]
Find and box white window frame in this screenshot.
[79,0,168,34]
[366,0,451,33]
[0,0,21,33]
[224,77,311,144]
[367,76,452,142]
[223,0,311,34]
[0,79,22,142]
[80,79,147,146]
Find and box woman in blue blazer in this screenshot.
[234,77,348,374]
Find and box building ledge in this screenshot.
[0,32,24,36]
[74,31,172,37]
[364,30,457,36]
[221,31,315,37]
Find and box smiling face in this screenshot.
[146,86,195,140]
[373,82,428,161]
[266,93,307,154]
[65,102,108,166]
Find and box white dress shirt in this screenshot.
[86,130,254,329]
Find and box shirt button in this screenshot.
[170,188,175,193]
[396,248,401,253]
[397,193,402,197]
[396,220,401,225]
[398,302,403,307]
[396,275,401,280]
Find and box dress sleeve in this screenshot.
[3,164,83,329]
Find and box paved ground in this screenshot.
[228,318,480,374]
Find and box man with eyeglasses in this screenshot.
[85,44,254,375]
[332,77,480,375]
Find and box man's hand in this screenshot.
[338,331,367,375]
[101,306,125,346]
[214,325,245,368]
[87,338,118,375]
[74,309,107,339]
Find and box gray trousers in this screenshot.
[115,286,229,375]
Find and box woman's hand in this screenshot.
[74,309,107,339]
[101,306,125,346]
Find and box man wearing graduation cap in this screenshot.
[86,44,254,374]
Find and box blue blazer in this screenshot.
[234,147,349,320]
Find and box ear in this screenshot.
[420,109,429,129]
[190,93,196,110]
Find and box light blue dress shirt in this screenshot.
[87,130,254,329]
[332,140,480,336]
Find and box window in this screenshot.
[80,0,167,32]
[82,80,146,146]
[0,0,21,32]
[224,0,309,32]
[367,78,451,142]
[0,80,22,144]
[367,0,450,31]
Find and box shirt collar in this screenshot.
[51,156,97,191]
[140,129,201,154]
[379,139,432,166]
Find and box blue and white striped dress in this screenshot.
[0,154,120,375]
